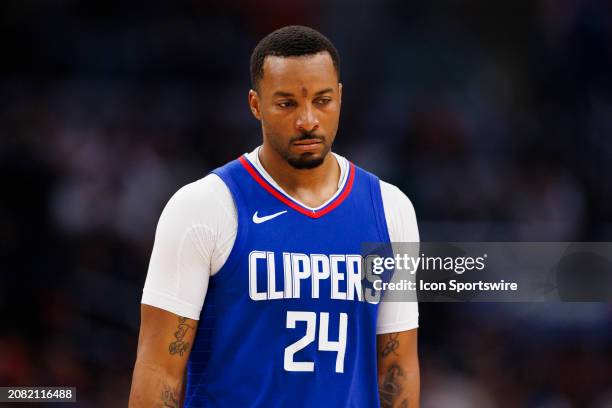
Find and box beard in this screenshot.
[268,130,332,170]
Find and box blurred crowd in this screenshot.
[1,0,611,406]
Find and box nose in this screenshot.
[295,104,320,133]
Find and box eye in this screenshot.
[316,97,332,106]
[277,100,295,108]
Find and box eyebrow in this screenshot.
[273,91,294,97]
[314,88,334,96]
[272,88,334,98]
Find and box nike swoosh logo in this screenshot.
[252,210,287,224]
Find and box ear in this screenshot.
[248,89,262,120]
[338,83,343,106]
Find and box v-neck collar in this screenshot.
[238,154,355,219]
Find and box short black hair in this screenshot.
[250,25,340,91]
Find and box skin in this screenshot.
[129,305,198,408]
[248,51,342,207]
[377,329,420,407]
[129,51,420,407]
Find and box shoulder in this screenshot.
[379,180,416,214]
[157,173,236,232]
[168,173,231,206]
[165,173,233,212]
[378,180,419,242]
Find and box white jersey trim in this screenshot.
[244,146,350,211]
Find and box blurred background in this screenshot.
[1,0,612,406]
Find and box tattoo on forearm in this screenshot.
[381,333,400,358]
[169,316,193,357]
[379,363,405,408]
[158,383,179,408]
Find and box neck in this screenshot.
[258,143,340,207]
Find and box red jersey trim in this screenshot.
[238,155,355,219]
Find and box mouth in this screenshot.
[292,139,323,152]
[293,138,322,146]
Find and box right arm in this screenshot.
[129,304,198,407]
[128,175,237,407]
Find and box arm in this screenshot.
[377,181,420,407]
[129,176,235,406]
[129,304,199,408]
[377,329,420,408]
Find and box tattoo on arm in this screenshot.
[379,363,406,408]
[379,333,408,408]
[158,383,179,408]
[168,316,194,357]
[381,333,400,358]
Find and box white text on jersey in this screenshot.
[248,251,381,303]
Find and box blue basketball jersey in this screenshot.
[184,155,391,407]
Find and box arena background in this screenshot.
[1,1,611,406]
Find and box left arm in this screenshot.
[377,181,420,406]
[377,329,420,408]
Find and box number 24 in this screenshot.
[284,311,348,373]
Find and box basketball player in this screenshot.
[129,26,419,408]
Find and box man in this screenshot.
[129,25,419,408]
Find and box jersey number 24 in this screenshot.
[283,311,348,373]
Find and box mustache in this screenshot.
[290,131,325,143]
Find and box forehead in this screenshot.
[260,52,338,92]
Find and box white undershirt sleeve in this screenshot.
[376,181,420,334]
[141,174,237,320]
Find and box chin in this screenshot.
[287,153,326,169]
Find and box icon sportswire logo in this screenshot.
[252,210,288,224]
